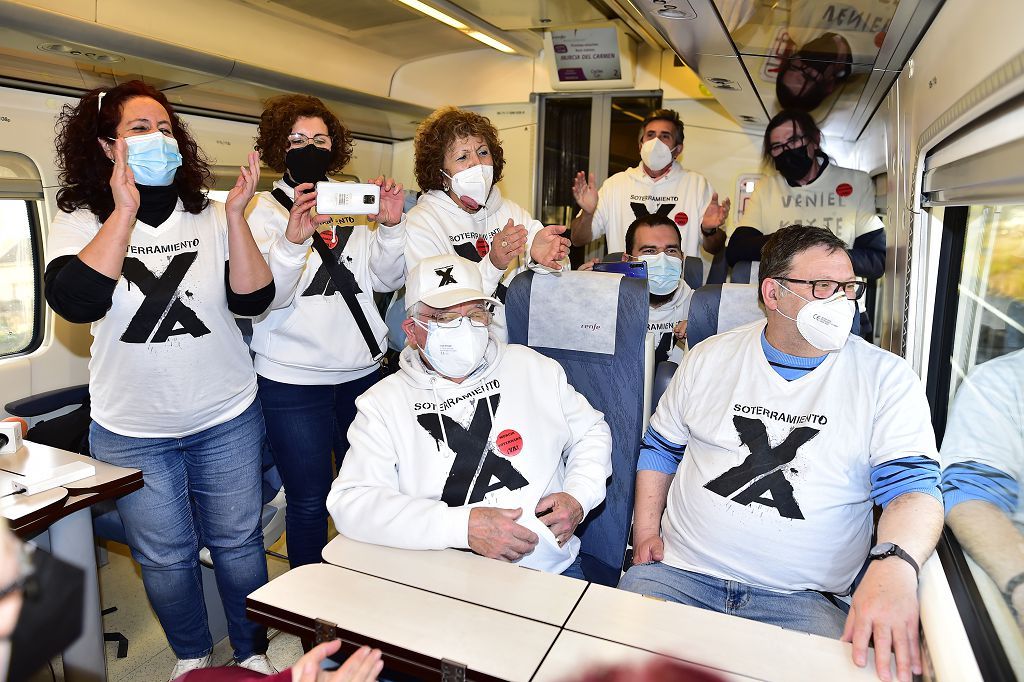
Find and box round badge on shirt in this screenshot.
[496,429,523,456]
[475,236,490,258]
[674,212,689,226]
[836,183,853,198]
[320,229,338,249]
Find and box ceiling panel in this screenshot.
[270,0,421,31]
[452,0,608,30]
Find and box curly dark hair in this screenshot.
[413,106,504,192]
[55,80,210,219]
[255,94,353,174]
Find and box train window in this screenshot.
[0,152,43,358]
[936,203,1024,679]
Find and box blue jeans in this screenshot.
[89,400,269,661]
[561,553,585,580]
[257,372,380,568]
[618,562,849,638]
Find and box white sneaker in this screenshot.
[238,654,278,675]
[169,653,212,680]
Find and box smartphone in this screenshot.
[592,260,648,278]
[315,182,380,215]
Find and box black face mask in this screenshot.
[285,144,331,186]
[773,145,814,184]
[8,548,84,681]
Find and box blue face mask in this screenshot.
[638,252,682,296]
[124,131,182,186]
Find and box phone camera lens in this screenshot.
[363,195,374,204]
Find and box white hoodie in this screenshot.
[405,187,545,341]
[246,179,406,385]
[327,339,612,574]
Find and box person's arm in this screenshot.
[76,139,139,279]
[327,397,474,551]
[224,152,273,295]
[43,255,117,323]
[849,227,886,280]
[366,176,407,293]
[843,491,944,682]
[632,427,686,564]
[844,359,945,682]
[699,190,731,255]
[725,226,767,266]
[570,171,598,247]
[224,262,275,316]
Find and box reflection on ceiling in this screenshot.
[633,0,943,139]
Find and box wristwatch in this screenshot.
[700,226,718,237]
[867,542,919,578]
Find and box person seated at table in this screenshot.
[620,225,943,682]
[180,641,382,681]
[579,215,693,364]
[327,254,612,578]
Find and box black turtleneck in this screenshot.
[135,184,179,227]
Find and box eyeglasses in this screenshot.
[768,134,807,156]
[776,277,867,300]
[419,309,492,328]
[287,133,330,148]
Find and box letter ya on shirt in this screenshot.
[704,416,821,520]
[120,252,210,344]
[416,394,529,506]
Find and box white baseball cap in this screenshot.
[405,254,501,311]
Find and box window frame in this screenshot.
[0,197,45,359]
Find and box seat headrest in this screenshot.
[527,271,623,355]
[687,283,764,347]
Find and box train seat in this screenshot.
[505,268,648,586]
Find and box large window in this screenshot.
[934,203,1024,679]
[0,152,43,358]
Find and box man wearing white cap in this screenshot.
[327,254,612,577]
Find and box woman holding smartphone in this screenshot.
[246,94,406,568]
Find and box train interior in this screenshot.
[0,0,1022,679]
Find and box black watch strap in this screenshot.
[869,542,920,578]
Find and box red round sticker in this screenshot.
[835,183,853,198]
[674,212,689,226]
[475,236,490,258]
[496,429,523,457]
[320,229,338,249]
[874,31,886,48]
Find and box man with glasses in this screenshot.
[327,254,612,578]
[726,110,886,337]
[622,225,942,682]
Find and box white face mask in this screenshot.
[638,252,682,296]
[640,138,675,173]
[777,285,855,352]
[443,164,493,209]
[415,317,489,378]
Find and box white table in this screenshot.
[1,440,142,682]
[321,534,587,626]
[247,563,560,681]
[564,582,888,681]
[531,630,756,682]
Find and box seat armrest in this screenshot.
[5,384,90,417]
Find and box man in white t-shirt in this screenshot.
[570,109,730,264]
[621,225,943,682]
[581,215,692,364]
[327,254,612,578]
